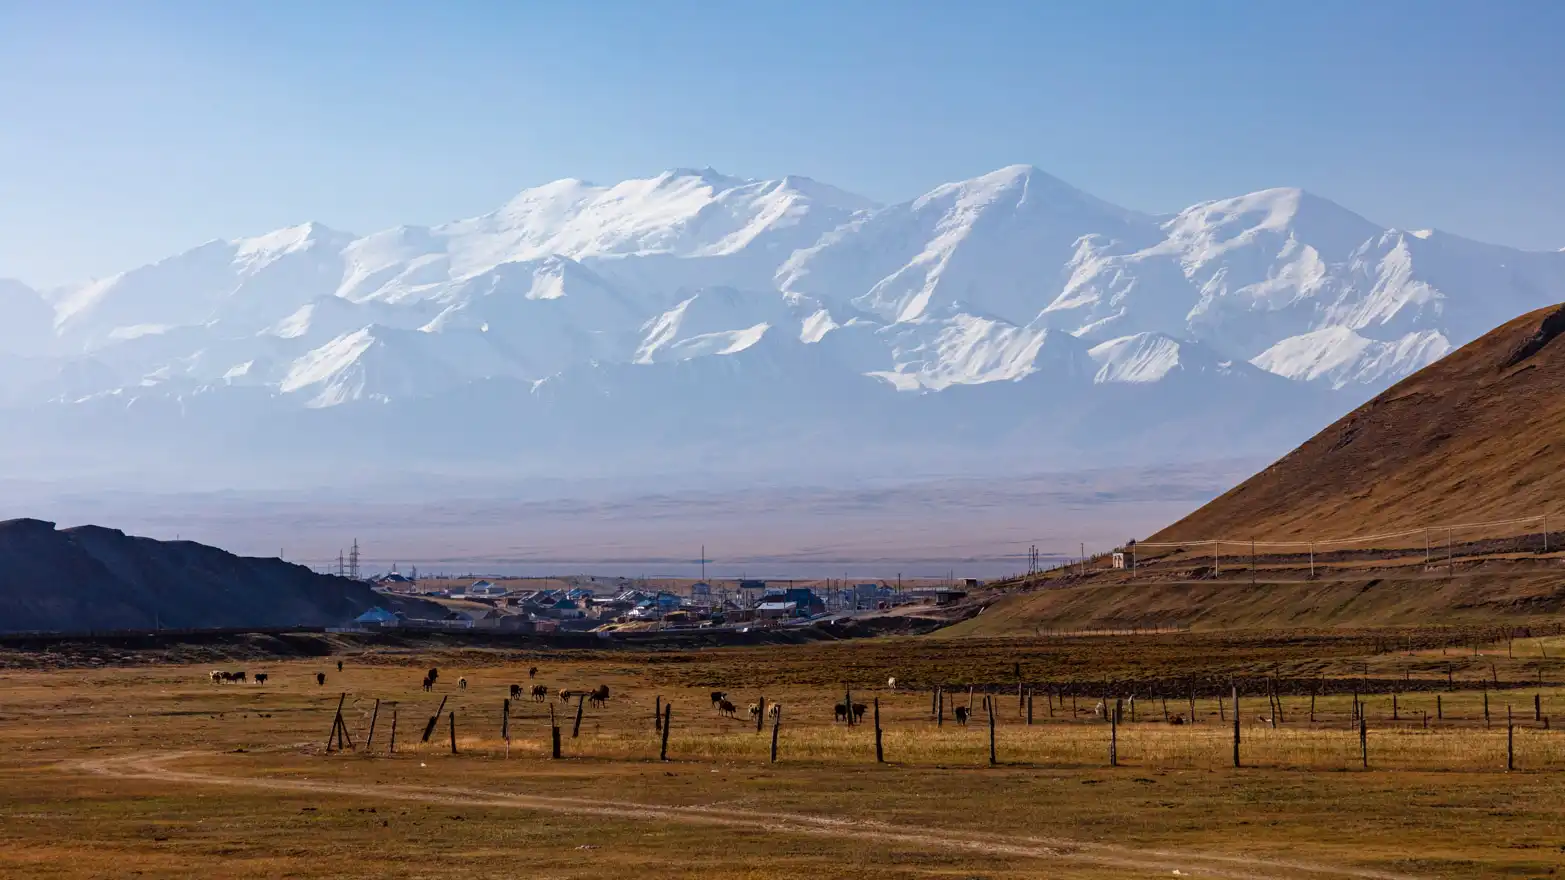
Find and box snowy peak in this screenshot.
[1088,332,1268,384]
[7,162,1565,429]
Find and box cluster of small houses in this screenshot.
[343,575,972,634]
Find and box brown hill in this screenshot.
[0,518,439,634]
[1151,304,1565,543]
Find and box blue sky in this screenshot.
[2,0,1562,286]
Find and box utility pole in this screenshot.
[349,539,360,580]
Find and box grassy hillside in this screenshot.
[1152,303,1565,543]
[948,571,1565,637]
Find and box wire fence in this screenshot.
[1012,514,1565,582]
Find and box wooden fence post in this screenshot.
[874,698,884,763]
[1109,701,1118,767]
[1232,684,1240,768]
[422,696,448,743]
[388,706,397,755]
[1535,693,1542,723]
[367,699,380,750]
[937,688,944,727]
[501,698,510,743]
[1484,691,1491,728]
[771,706,781,763]
[660,704,672,761]
[572,694,586,738]
[846,689,855,727]
[930,687,938,718]
[1188,684,1197,724]
[1436,695,1442,721]
[655,696,662,732]
[1027,692,1034,725]
[1508,717,1515,771]
[1309,690,1316,724]
[1359,716,1367,769]
[1393,692,1399,721]
[449,711,458,755]
[550,704,561,759]
[326,692,347,753]
[988,699,997,766]
[756,695,766,734]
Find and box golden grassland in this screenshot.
[4,634,1565,878]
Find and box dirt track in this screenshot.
[74,750,1419,880]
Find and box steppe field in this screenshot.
[3,631,1565,879]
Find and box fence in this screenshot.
[1031,514,1565,582]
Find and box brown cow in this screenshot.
[717,699,737,718]
[851,703,867,723]
[510,684,523,699]
[954,706,970,726]
[531,684,548,701]
[589,685,610,708]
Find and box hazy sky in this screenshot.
[3,0,1562,287]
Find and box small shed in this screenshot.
[756,601,798,620]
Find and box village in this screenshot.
[346,572,976,635]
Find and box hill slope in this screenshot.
[1151,303,1565,542]
[0,518,435,634]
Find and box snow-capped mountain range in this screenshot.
[3,164,1562,483]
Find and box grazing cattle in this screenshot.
[422,675,434,692]
[887,677,897,690]
[459,677,468,690]
[254,673,269,685]
[1169,714,1185,726]
[748,704,762,720]
[337,660,343,673]
[1255,715,1273,726]
[710,691,728,708]
[954,706,971,726]
[210,671,222,684]
[510,684,523,699]
[717,699,737,718]
[768,703,782,719]
[851,703,868,723]
[559,689,578,703]
[531,685,548,701]
[589,685,610,708]
[834,703,849,722]
[1092,701,1107,719]
[315,672,326,686]
[427,668,440,685]
[234,671,247,684]
[528,667,539,679]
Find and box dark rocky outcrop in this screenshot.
[0,518,437,634]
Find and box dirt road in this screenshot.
[74,751,1419,880]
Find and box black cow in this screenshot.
[316,672,326,686]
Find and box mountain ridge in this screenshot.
[2,164,1564,482]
